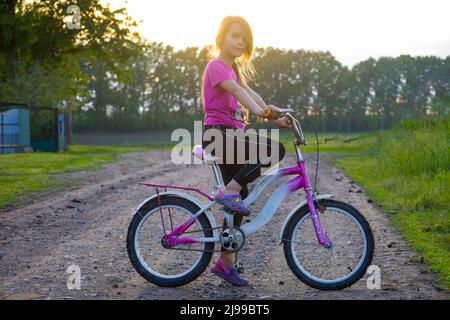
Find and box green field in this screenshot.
[330,117,450,291]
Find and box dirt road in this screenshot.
[0,151,447,300]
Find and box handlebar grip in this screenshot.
[261,107,293,119]
[261,108,274,119]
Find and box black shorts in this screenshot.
[202,124,286,228]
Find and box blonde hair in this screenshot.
[200,16,258,125]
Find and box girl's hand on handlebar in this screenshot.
[271,116,292,129]
[267,105,283,118]
[261,105,282,119]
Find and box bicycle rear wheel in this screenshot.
[283,199,374,290]
[127,196,214,287]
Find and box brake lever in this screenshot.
[277,108,294,113]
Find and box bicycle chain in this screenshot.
[181,226,223,234]
[164,226,244,253]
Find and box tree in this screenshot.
[0,0,142,109]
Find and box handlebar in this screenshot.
[261,107,306,145]
[284,113,307,145]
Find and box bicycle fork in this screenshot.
[305,188,332,248]
[290,161,332,248]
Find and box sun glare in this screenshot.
[103,0,450,67]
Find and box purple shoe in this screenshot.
[211,261,249,286]
[214,190,251,216]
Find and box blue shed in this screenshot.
[0,102,68,154]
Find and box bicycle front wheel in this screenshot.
[283,199,374,290]
[127,196,215,287]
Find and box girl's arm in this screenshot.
[242,83,291,128]
[219,80,266,117]
[241,83,269,110]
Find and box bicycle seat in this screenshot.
[192,144,222,164]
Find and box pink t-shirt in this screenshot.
[202,59,245,129]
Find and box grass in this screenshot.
[330,117,450,291]
[278,131,376,155]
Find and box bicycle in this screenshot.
[126,110,374,290]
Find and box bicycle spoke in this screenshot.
[283,239,322,248]
[289,206,367,283]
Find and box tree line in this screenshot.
[1,0,449,134]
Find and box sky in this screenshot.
[105,0,450,67]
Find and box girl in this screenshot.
[201,16,291,286]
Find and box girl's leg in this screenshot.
[210,126,286,191]
[217,163,249,269]
[233,129,286,187]
[215,129,286,267]
[203,125,285,269]
[203,126,247,269]
[210,130,252,215]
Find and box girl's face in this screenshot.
[221,22,247,58]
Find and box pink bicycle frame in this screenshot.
[139,159,331,249]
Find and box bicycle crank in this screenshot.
[220,226,245,253]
